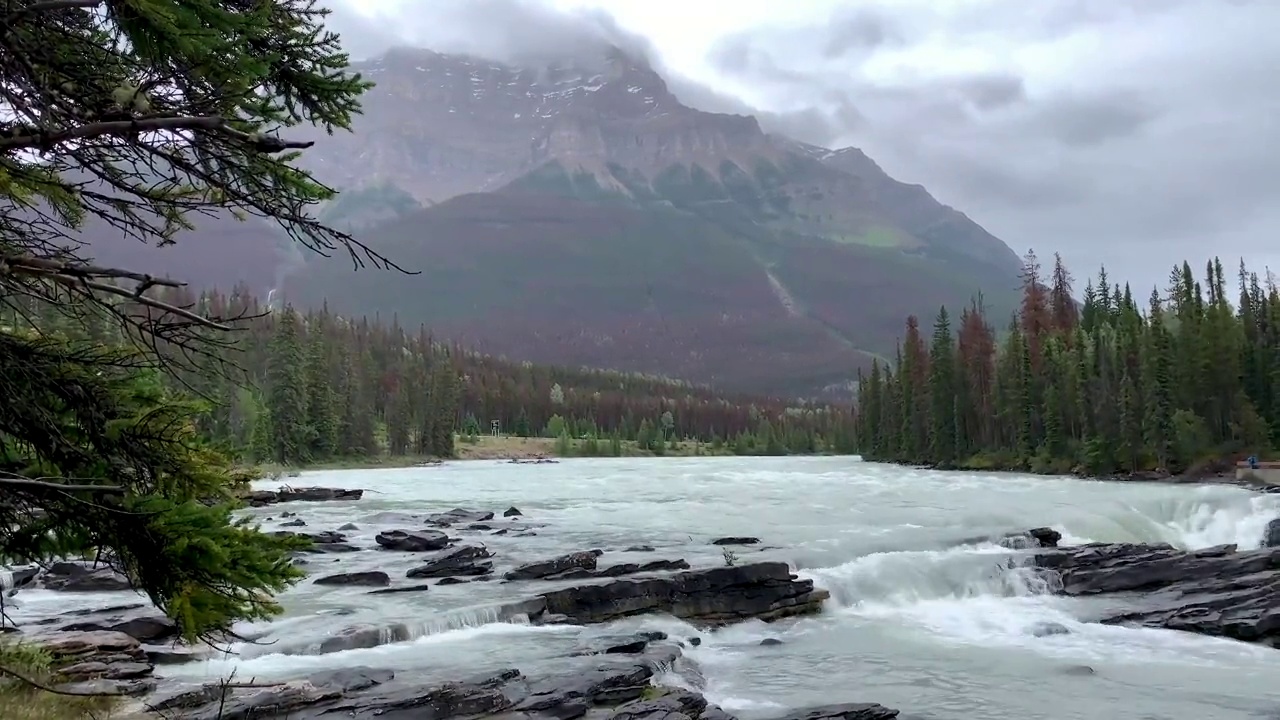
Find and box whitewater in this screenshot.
[10,456,1279,719]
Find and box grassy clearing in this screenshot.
[241,434,746,476]
[829,227,908,248]
[0,641,118,720]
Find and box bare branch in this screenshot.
[0,662,119,698]
[0,472,124,494]
[0,115,313,153]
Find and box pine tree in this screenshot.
[265,308,310,465]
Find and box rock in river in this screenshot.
[244,487,364,506]
[1263,517,1280,548]
[406,545,495,578]
[1032,539,1280,645]
[38,561,132,592]
[504,550,602,580]
[426,508,495,526]
[375,529,450,552]
[314,571,391,587]
[141,649,900,720]
[507,561,829,626]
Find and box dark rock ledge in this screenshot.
[244,486,364,507]
[508,561,829,626]
[141,647,898,720]
[1015,527,1280,647]
[301,562,830,657]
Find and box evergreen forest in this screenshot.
[855,252,1280,476]
[4,284,853,467]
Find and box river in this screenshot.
[14,456,1280,719]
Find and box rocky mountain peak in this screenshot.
[303,46,768,203]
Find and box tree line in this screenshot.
[4,283,855,465]
[856,252,1280,475]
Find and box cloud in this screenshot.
[325,0,1280,291]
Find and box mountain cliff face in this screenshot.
[78,45,1023,398]
[302,47,1019,274]
[281,47,1023,397]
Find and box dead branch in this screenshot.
[0,115,314,153]
[0,476,124,494]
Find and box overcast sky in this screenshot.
[331,0,1280,295]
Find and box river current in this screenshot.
[13,456,1280,719]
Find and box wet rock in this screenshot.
[1000,527,1062,549]
[1263,518,1280,548]
[542,558,692,581]
[314,571,391,587]
[504,506,522,517]
[245,487,364,507]
[1061,665,1096,676]
[468,523,494,530]
[276,530,362,553]
[491,528,509,536]
[711,536,759,546]
[375,529,450,552]
[577,631,669,656]
[338,523,360,532]
[437,577,470,585]
[1029,622,1071,637]
[406,545,495,578]
[3,564,39,589]
[505,550,599,581]
[625,545,656,553]
[368,584,433,595]
[37,630,156,688]
[143,644,207,665]
[508,561,829,626]
[281,518,307,527]
[760,703,901,720]
[142,654,904,720]
[38,561,132,592]
[760,637,784,646]
[59,612,177,644]
[426,508,495,527]
[1033,541,1280,644]
[688,636,702,646]
[318,622,412,655]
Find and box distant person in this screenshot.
[1248,455,1259,470]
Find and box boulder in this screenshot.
[39,562,132,592]
[711,537,759,546]
[375,529,449,552]
[314,571,391,587]
[426,508,495,527]
[503,506,522,517]
[999,527,1062,549]
[405,545,494,579]
[1263,518,1280,548]
[508,561,829,626]
[59,615,177,644]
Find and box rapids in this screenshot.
[10,456,1280,719]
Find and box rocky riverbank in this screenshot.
[141,636,900,720]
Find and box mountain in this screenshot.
[279,47,1023,397]
[74,46,1023,398]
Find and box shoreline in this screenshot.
[246,441,1280,495]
